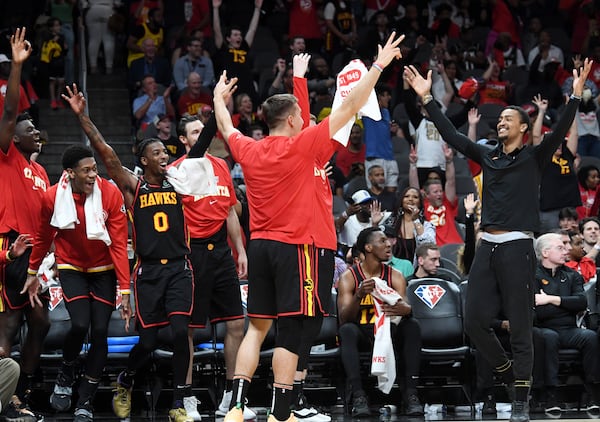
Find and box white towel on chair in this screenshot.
[166,157,218,196]
[370,277,402,394]
[50,172,112,246]
[331,59,381,145]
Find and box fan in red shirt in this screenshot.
[0,29,51,414]
[214,33,405,422]
[25,145,130,420]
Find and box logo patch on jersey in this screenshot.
[48,286,63,311]
[541,278,549,285]
[413,284,446,309]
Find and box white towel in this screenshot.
[331,59,381,145]
[166,157,218,196]
[370,277,402,394]
[50,172,112,246]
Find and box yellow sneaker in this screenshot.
[112,373,132,418]
[224,407,244,422]
[267,413,298,422]
[169,407,194,422]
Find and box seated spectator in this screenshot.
[575,87,600,159]
[480,58,511,106]
[527,30,564,72]
[132,75,174,128]
[382,225,414,278]
[128,0,163,27]
[558,207,579,232]
[172,37,214,91]
[580,217,600,267]
[0,55,31,118]
[126,7,164,68]
[171,28,212,68]
[406,243,444,281]
[267,62,294,97]
[565,232,598,284]
[410,146,463,246]
[337,227,423,417]
[577,165,600,219]
[0,348,38,421]
[490,32,526,71]
[176,72,213,118]
[285,35,307,67]
[390,186,436,264]
[336,190,391,254]
[248,124,264,141]
[532,233,600,414]
[366,165,397,212]
[128,38,172,96]
[231,93,265,136]
[336,123,366,179]
[307,56,336,98]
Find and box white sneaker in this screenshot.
[183,396,202,421]
[216,391,257,420]
[293,406,331,422]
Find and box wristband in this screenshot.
[5,250,13,262]
[372,62,384,73]
[422,94,434,105]
[465,213,473,219]
[570,93,582,101]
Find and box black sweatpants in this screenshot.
[464,238,535,383]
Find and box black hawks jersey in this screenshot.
[347,263,393,326]
[130,178,190,260]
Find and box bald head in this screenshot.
[187,72,202,92]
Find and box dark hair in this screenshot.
[226,25,243,39]
[148,7,160,20]
[558,207,578,221]
[177,115,200,138]
[579,216,600,233]
[503,105,531,132]
[577,165,600,189]
[355,227,383,254]
[62,144,94,170]
[16,112,33,124]
[367,164,384,176]
[47,17,61,27]
[261,94,298,129]
[415,242,439,259]
[187,36,203,47]
[136,137,163,160]
[375,83,392,97]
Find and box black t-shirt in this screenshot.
[539,141,582,211]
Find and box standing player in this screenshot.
[403,59,592,422]
[22,144,131,422]
[213,33,405,422]
[58,84,210,422]
[0,28,51,410]
[173,114,253,421]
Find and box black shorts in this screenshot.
[247,240,334,318]
[189,235,244,328]
[59,269,117,307]
[133,258,193,329]
[1,232,49,310]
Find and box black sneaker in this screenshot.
[405,394,424,416]
[482,395,496,415]
[73,406,93,422]
[1,399,37,422]
[544,390,561,414]
[351,394,370,417]
[49,372,73,412]
[509,401,529,422]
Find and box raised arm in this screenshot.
[212,0,224,49]
[213,72,239,142]
[293,53,311,129]
[63,85,138,206]
[404,65,484,163]
[245,0,263,47]
[0,28,31,153]
[467,108,480,142]
[531,94,548,146]
[443,144,457,204]
[408,145,419,189]
[329,32,404,136]
[188,112,217,158]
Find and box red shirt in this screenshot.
[480,80,510,106]
[289,0,322,39]
[172,154,236,239]
[0,142,49,235]
[28,177,131,292]
[228,118,337,249]
[177,89,213,117]
[565,257,596,283]
[336,143,366,177]
[0,80,30,118]
[424,196,463,245]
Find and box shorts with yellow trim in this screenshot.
[246,240,334,318]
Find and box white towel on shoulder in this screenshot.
[166,157,218,196]
[50,171,112,246]
[331,59,381,145]
[370,277,402,394]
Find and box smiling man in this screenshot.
[24,145,130,422]
[404,58,593,422]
